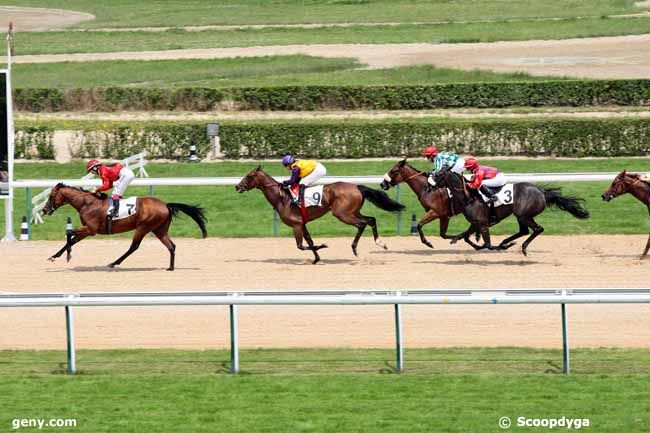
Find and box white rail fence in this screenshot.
[4,172,624,238]
[1,288,649,375]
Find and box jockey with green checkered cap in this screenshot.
[423,146,465,187]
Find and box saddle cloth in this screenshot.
[478,184,514,207]
[289,185,324,207]
[107,197,138,219]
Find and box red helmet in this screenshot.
[423,146,439,157]
[86,160,101,173]
[464,157,479,170]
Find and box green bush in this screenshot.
[14,127,56,159]
[14,80,650,112]
[15,118,650,159]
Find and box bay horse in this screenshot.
[235,166,404,264]
[42,183,207,270]
[602,170,650,259]
[379,159,474,249]
[435,170,590,255]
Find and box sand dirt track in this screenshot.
[1,236,649,350]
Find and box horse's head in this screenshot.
[380,159,410,190]
[236,165,266,193]
[602,170,635,201]
[42,183,68,215]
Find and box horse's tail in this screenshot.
[167,203,208,238]
[541,187,590,219]
[357,185,405,212]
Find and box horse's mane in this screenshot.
[403,162,427,177]
[55,183,106,198]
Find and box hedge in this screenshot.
[14,80,650,112]
[15,118,650,159]
[14,126,55,159]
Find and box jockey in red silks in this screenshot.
[86,160,135,217]
[464,157,507,202]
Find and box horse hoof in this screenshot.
[166,267,174,271]
[312,257,320,265]
[47,257,56,262]
[352,248,358,257]
[424,242,433,249]
[320,244,328,249]
[450,238,459,245]
[521,249,528,257]
[107,263,116,269]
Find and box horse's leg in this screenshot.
[48,227,92,262]
[152,217,176,270]
[366,215,387,250]
[293,224,323,264]
[332,212,369,256]
[498,219,530,250]
[519,217,544,257]
[416,210,438,249]
[642,234,650,259]
[108,228,148,268]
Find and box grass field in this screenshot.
[1,348,649,432]
[1,159,648,240]
[12,57,556,89]
[6,17,650,57]
[1,0,641,28]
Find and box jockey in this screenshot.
[423,146,465,187]
[281,155,327,205]
[86,159,135,218]
[464,157,506,202]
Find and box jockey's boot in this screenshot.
[480,185,498,224]
[298,184,306,206]
[480,185,497,203]
[111,198,120,218]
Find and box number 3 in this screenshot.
[503,190,512,203]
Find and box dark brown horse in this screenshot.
[379,159,470,249]
[602,170,650,259]
[235,166,404,263]
[435,170,590,255]
[42,183,207,270]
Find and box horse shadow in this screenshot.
[46,266,201,272]
[372,248,479,256]
[227,258,357,265]
[419,259,540,266]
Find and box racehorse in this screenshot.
[434,170,590,255]
[379,159,472,249]
[235,166,404,264]
[42,183,207,270]
[602,170,650,259]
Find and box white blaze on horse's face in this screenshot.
[383,173,392,182]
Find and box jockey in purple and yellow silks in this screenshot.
[281,155,327,205]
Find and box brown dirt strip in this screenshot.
[1,236,648,350]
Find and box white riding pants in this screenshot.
[300,163,327,186]
[481,172,507,188]
[112,167,135,197]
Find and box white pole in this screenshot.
[2,23,15,242]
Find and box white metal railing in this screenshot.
[2,288,648,375]
[6,172,630,189]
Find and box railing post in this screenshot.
[394,303,404,373]
[561,303,570,375]
[395,184,402,236]
[25,187,31,239]
[230,304,239,375]
[65,306,76,375]
[149,185,154,196]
